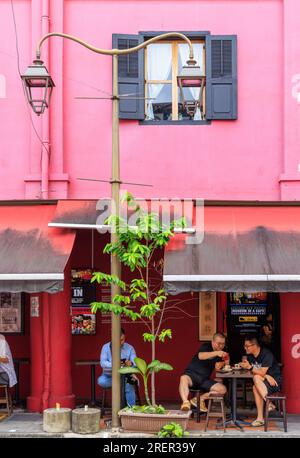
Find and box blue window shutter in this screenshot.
[206,35,237,120]
[112,34,144,120]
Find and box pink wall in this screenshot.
[2,0,300,201]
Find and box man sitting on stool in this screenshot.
[179,332,228,412]
[98,328,137,407]
[240,335,281,427]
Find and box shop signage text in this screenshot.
[291,334,300,359]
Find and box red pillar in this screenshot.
[27,293,44,412]
[280,293,300,413]
[48,262,75,408]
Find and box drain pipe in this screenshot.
[41,0,51,410]
[41,0,50,199]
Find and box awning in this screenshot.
[0,203,75,293]
[48,200,103,229]
[48,199,195,233]
[163,204,300,293]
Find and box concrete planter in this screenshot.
[72,408,101,434]
[118,409,191,433]
[43,408,72,433]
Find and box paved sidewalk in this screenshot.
[0,409,299,438]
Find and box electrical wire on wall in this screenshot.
[10,0,115,198]
[10,0,51,168]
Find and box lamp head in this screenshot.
[21,59,55,115]
[177,60,206,119]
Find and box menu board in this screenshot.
[228,292,267,334]
[71,269,96,335]
[227,292,268,362]
[0,293,23,334]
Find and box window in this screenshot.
[145,41,205,121]
[112,33,237,123]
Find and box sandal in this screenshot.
[251,420,265,427]
[190,397,208,412]
[180,400,191,411]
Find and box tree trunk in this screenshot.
[151,317,156,406]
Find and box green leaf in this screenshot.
[152,363,173,373]
[162,424,174,431]
[111,304,123,315]
[158,329,172,342]
[119,367,140,375]
[130,279,147,291]
[122,308,141,321]
[113,294,130,305]
[143,333,155,342]
[131,291,148,301]
[147,360,160,370]
[133,357,148,376]
[153,295,166,305]
[90,301,113,314]
[140,303,160,319]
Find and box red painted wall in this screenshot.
[70,229,202,402]
[5,295,31,401]
[280,293,300,413]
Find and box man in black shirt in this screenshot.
[179,333,228,412]
[240,335,281,427]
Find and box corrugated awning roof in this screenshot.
[163,205,300,293]
[0,203,75,293]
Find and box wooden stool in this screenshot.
[264,393,287,432]
[0,384,13,416]
[204,395,226,432]
[189,389,205,423]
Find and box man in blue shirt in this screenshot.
[97,328,137,406]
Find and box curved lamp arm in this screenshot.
[37,31,196,63]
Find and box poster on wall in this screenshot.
[0,292,23,334]
[228,292,267,336]
[199,292,217,341]
[71,269,96,335]
[71,309,96,335]
[227,291,268,362]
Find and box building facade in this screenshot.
[0,0,300,412]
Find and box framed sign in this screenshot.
[71,269,96,335]
[0,292,24,334]
[199,292,217,341]
[71,310,96,335]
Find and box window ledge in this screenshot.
[139,120,211,126]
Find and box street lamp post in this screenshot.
[21,31,203,429]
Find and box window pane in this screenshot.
[147,44,172,81]
[178,87,202,120]
[178,43,204,73]
[146,83,172,120]
[178,43,204,120]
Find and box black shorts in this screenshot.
[263,379,281,395]
[184,370,218,392]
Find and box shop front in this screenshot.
[164,202,300,413]
[1,199,300,414]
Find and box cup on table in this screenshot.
[242,355,248,363]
